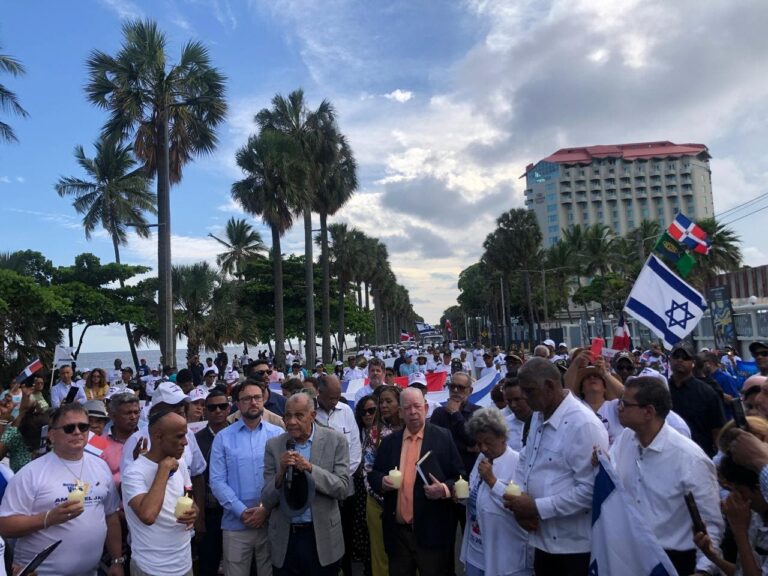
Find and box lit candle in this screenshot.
[174,493,194,518]
[388,467,402,489]
[454,475,469,499]
[505,481,522,497]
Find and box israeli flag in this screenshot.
[590,453,678,576]
[624,255,706,350]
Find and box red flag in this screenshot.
[612,313,632,351]
[445,319,453,334]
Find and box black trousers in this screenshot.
[665,548,696,576]
[197,507,224,576]
[533,549,591,576]
[274,524,340,576]
[387,523,450,576]
[340,494,355,576]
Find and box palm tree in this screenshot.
[0,49,28,143]
[55,135,155,372]
[632,219,662,260]
[581,224,617,276]
[326,223,358,356]
[256,89,338,366]
[173,262,216,360]
[314,135,357,361]
[86,18,227,367]
[232,130,308,367]
[208,217,266,278]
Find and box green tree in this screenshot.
[55,135,155,371]
[0,48,28,143]
[256,89,338,366]
[208,217,266,278]
[232,130,308,366]
[689,218,743,292]
[86,18,227,367]
[314,134,357,362]
[326,223,358,356]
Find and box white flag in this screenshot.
[53,345,74,368]
[590,452,678,576]
[624,255,706,350]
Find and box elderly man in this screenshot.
[354,358,386,403]
[262,392,350,575]
[123,409,198,576]
[210,380,283,576]
[0,402,125,575]
[369,387,465,576]
[316,375,361,576]
[611,376,723,575]
[51,365,87,408]
[504,357,609,576]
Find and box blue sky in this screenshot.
[3,0,768,352]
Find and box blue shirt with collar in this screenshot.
[292,424,316,524]
[210,417,283,531]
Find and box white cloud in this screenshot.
[384,89,413,103]
[125,233,224,267]
[15,176,24,183]
[0,176,10,184]
[5,208,82,230]
[743,246,766,267]
[100,0,143,20]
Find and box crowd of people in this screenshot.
[0,337,766,575]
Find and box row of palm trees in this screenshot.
[453,209,743,333]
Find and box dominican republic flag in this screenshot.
[400,329,411,342]
[445,319,453,335]
[84,431,109,457]
[624,255,706,349]
[15,358,43,383]
[611,313,631,351]
[668,213,710,255]
[590,452,678,576]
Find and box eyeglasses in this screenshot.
[206,403,229,411]
[253,370,272,376]
[618,397,644,409]
[756,351,768,358]
[239,395,263,404]
[363,407,377,416]
[449,383,470,391]
[53,422,90,434]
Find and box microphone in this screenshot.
[285,439,296,491]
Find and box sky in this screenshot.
[2,0,768,353]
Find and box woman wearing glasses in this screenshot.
[362,386,402,576]
[84,368,110,401]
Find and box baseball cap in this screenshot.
[334,361,343,366]
[558,342,567,349]
[749,341,768,356]
[543,339,556,347]
[505,353,523,364]
[670,341,695,359]
[630,367,669,390]
[408,372,427,390]
[152,382,189,407]
[105,385,133,399]
[188,387,209,402]
[203,367,218,377]
[613,351,634,365]
[405,351,414,359]
[84,400,109,419]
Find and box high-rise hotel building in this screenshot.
[523,141,714,247]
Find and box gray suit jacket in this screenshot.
[262,424,350,568]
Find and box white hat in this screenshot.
[632,367,669,390]
[408,372,427,387]
[543,339,556,347]
[152,382,189,406]
[334,361,343,366]
[79,368,91,373]
[188,387,209,402]
[405,351,414,359]
[558,342,567,348]
[203,367,218,377]
[105,385,134,399]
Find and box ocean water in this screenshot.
[75,345,270,371]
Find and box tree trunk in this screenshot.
[364,282,370,311]
[338,277,346,360]
[157,109,175,368]
[357,282,363,309]
[303,207,316,367]
[112,234,141,374]
[319,210,331,363]
[272,226,286,368]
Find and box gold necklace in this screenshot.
[56,453,86,491]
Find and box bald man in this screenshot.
[122,410,197,576]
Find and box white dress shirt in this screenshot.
[50,381,87,408]
[609,423,723,573]
[316,402,361,497]
[479,365,498,379]
[516,391,609,554]
[504,408,535,452]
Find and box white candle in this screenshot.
[67,488,85,505]
[454,475,469,499]
[505,481,522,497]
[174,495,194,518]
[388,467,402,489]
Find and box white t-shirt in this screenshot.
[472,349,485,370]
[0,452,119,576]
[122,455,193,576]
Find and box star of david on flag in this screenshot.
[624,255,707,349]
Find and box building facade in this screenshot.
[523,141,714,247]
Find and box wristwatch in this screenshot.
[111,556,126,565]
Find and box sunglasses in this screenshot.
[206,403,229,411]
[253,370,273,376]
[449,383,470,391]
[363,407,377,416]
[53,422,90,434]
[755,351,768,358]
